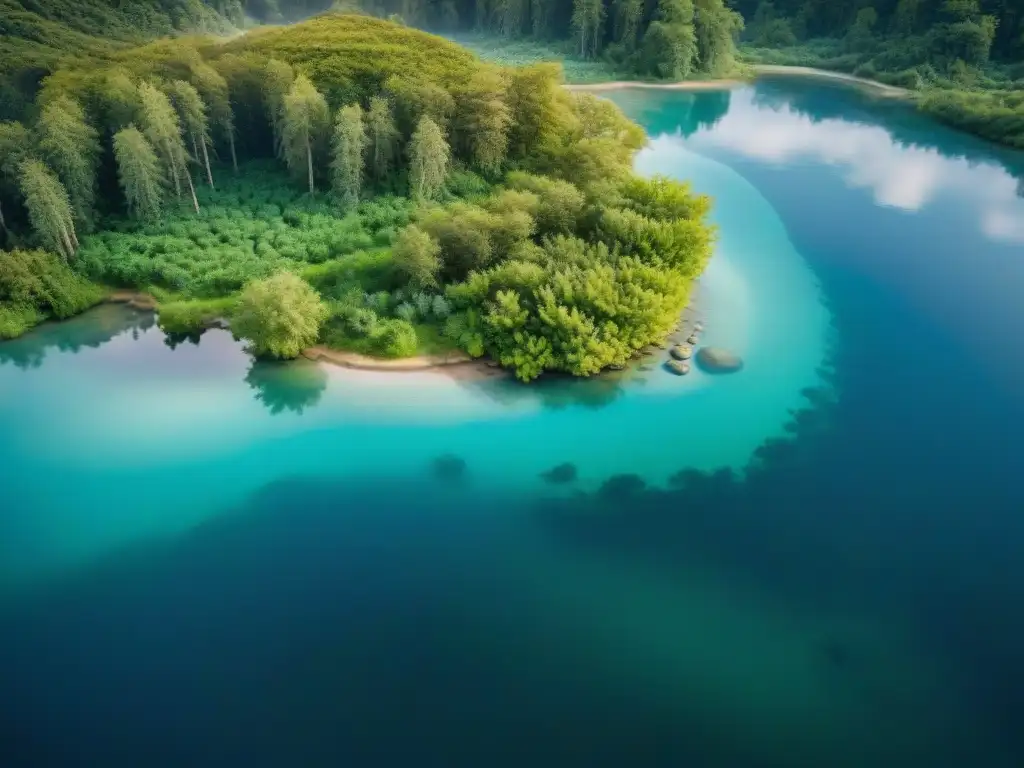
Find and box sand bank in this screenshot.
[302,345,503,381]
[567,79,744,93]
[566,65,912,100]
[751,65,912,98]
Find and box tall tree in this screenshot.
[281,74,330,194]
[166,80,214,188]
[263,58,295,160]
[34,94,100,232]
[693,0,743,74]
[138,81,199,214]
[392,224,441,288]
[612,0,645,51]
[365,95,399,184]
[641,0,699,79]
[455,67,510,174]
[0,121,31,241]
[113,126,164,221]
[191,62,237,173]
[505,63,566,161]
[408,115,450,201]
[330,104,367,208]
[571,0,605,58]
[100,69,142,133]
[18,159,77,261]
[384,76,455,139]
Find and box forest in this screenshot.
[0,12,714,381]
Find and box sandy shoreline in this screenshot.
[751,64,912,98]
[302,345,504,382]
[567,79,745,92]
[566,65,912,99]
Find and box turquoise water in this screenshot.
[2,80,1024,766]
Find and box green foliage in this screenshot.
[78,164,397,297]
[0,248,103,337]
[0,13,718,380]
[18,159,78,261]
[114,126,165,221]
[220,13,479,105]
[365,95,399,184]
[331,103,368,207]
[35,94,101,231]
[408,115,450,200]
[282,74,331,194]
[454,67,511,174]
[232,270,328,359]
[391,223,441,287]
[157,295,238,333]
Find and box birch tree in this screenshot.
[281,74,330,194]
[365,95,399,184]
[167,80,214,188]
[113,126,164,221]
[263,58,295,160]
[330,104,367,208]
[18,159,77,261]
[191,62,237,172]
[139,82,199,213]
[408,115,449,201]
[35,95,100,231]
[455,67,510,174]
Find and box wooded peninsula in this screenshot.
[0,0,1021,381]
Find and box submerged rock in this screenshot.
[598,473,647,500]
[664,360,690,376]
[687,334,699,345]
[670,344,692,361]
[431,453,466,481]
[541,462,578,484]
[696,347,743,373]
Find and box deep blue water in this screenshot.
[2,78,1024,766]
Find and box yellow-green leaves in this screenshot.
[232,271,328,359]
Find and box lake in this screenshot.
[2,77,1023,767]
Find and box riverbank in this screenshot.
[302,345,502,382]
[751,65,912,99]
[566,65,912,99]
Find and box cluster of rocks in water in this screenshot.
[660,320,744,376]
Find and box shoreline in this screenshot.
[302,345,504,382]
[565,64,912,100]
[750,64,912,99]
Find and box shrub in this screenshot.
[232,272,328,359]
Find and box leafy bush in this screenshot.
[157,296,238,334]
[0,248,104,337]
[232,271,329,359]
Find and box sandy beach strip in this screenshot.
[566,65,911,100]
[750,65,912,98]
[302,345,504,382]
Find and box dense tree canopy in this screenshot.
[0,12,719,382]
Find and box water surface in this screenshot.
[2,78,1023,767]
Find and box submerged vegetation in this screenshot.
[0,12,714,381]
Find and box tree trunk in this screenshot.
[166,141,182,198]
[185,170,200,214]
[0,201,7,239]
[200,137,214,189]
[59,225,74,262]
[229,131,238,173]
[306,136,314,195]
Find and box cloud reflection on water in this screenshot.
[687,91,1024,245]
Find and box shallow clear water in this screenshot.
[2,79,1024,767]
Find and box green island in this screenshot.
[1,0,1021,381]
